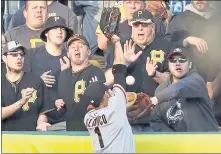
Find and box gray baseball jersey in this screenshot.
[84,84,135,153]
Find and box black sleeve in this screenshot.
[165,14,190,46]
[112,64,127,90]
[72,1,85,16]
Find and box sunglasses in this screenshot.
[6,52,25,57]
[133,22,151,28]
[169,57,188,63]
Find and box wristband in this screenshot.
[112,64,127,75]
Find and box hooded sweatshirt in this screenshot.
[150,69,219,132]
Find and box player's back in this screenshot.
[84,85,135,153]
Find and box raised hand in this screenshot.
[123,40,142,66]
[146,57,158,77]
[183,36,208,53]
[60,56,70,71]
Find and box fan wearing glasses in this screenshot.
[148,48,219,132]
[1,41,51,131]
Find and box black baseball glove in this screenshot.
[100,7,121,40]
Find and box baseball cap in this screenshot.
[3,41,26,55]
[67,34,90,48]
[40,16,73,42]
[79,82,108,108]
[131,10,154,24]
[168,48,190,59]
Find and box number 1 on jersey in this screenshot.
[94,127,104,148]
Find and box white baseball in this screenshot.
[126,76,135,85]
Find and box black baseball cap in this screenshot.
[80,82,108,108]
[3,41,26,55]
[67,34,90,48]
[168,48,190,59]
[131,9,154,24]
[40,16,73,42]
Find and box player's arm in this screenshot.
[111,35,127,90]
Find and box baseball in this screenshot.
[126,76,135,85]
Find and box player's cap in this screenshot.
[80,82,108,108]
[131,10,154,25]
[40,16,73,42]
[168,48,190,59]
[3,41,26,55]
[67,34,90,48]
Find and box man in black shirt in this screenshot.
[55,34,105,131]
[24,16,73,130]
[2,41,50,131]
[105,10,173,132]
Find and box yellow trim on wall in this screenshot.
[2,133,221,153]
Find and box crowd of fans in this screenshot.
[1,0,221,132]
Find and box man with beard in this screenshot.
[149,48,219,132]
[24,16,73,130]
[1,41,51,131]
[55,34,106,131]
[5,0,48,49]
[165,1,217,82]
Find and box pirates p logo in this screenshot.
[54,16,59,22]
[150,50,165,63]
[21,89,37,111]
[138,11,142,17]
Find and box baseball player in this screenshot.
[2,41,51,131]
[82,31,135,152]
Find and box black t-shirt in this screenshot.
[1,62,6,76]
[58,65,105,131]
[24,46,67,124]
[1,72,49,131]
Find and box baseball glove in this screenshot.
[126,93,153,121]
[100,7,121,40]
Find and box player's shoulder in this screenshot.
[112,84,126,98]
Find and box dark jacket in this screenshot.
[150,69,219,132]
[165,8,217,81]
